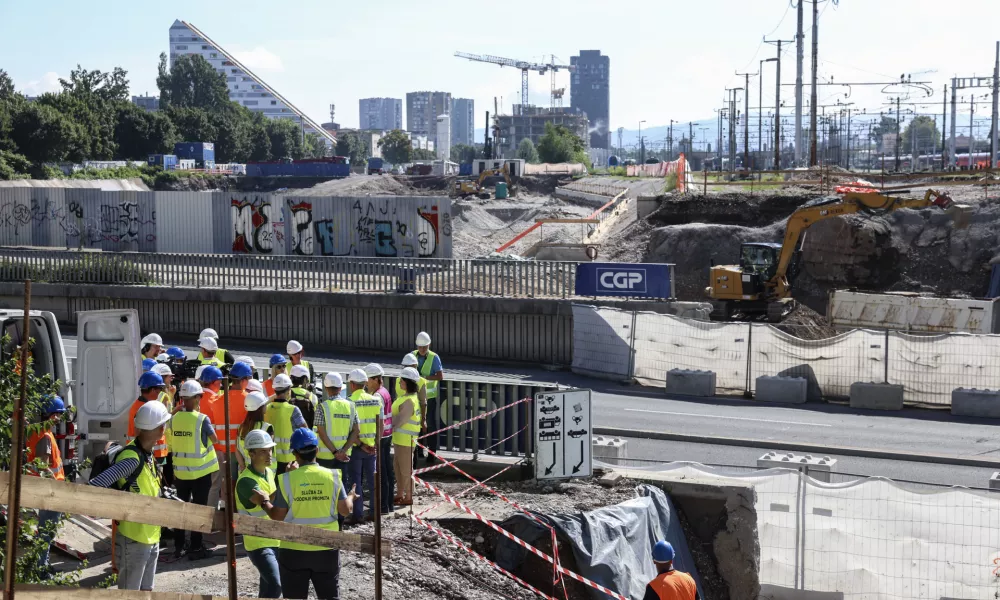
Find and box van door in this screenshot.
[74,309,141,460]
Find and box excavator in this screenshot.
[450,164,516,199]
[705,188,971,321]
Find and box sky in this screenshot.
[2,0,999,144]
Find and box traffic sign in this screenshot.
[534,389,592,480]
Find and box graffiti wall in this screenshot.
[0,190,452,258]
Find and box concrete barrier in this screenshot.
[666,369,716,397]
[951,388,1000,418]
[592,436,628,466]
[849,382,904,410]
[757,451,837,483]
[755,376,808,404]
[991,472,1000,491]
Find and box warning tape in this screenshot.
[419,397,533,440]
[411,425,527,477]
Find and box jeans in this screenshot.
[173,474,212,553]
[36,509,61,571]
[278,548,340,600]
[348,448,376,520]
[379,438,395,512]
[116,536,159,590]
[247,547,282,598]
[317,457,350,529]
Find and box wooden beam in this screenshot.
[4,585,258,600]
[0,473,389,556]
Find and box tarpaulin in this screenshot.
[495,484,703,600]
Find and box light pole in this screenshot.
[668,119,677,160]
[760,58,777,168]
[639,120,646,163]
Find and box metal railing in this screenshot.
[0,248,579,298]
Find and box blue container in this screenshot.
[147,154,178,170]
[174,142,216,167]
[495,182,508,199]
[459,163,473,176]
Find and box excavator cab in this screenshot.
[738,243,781,295]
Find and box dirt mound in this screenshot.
[650,193,812,227]
[397,175,452,192]
[518,175,570,196]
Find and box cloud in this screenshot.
[21,72,62,95]
[232,47,284,72]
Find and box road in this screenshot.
[61,332,1000,488]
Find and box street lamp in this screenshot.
[668,119,678,160]
[639,120,646,163]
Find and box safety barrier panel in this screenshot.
[625,154,690,192]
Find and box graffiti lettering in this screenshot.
[231,197,272,254]
[374,221,395,256]
[97,200,141,245]
[315,219,354,256]
[288,200,313,255]
[417,206,439,257]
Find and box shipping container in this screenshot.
[147,154,178,170]
[828,290,1000,334]
[174,142,216,167]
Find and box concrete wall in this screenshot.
[0,188,452,258]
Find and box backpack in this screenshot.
[89,442,148,492]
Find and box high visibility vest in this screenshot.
[391,393,422,447]
[394,377,426,401]
[292,359,312,375]
[27,429,64,480]
[128,399,168,459]
[316,399,354,461]
[115,443,161,545]
[214,390,247,453]
[199,391,226,452]
[216,349,228,364]
[265,401,296,463]
[199,353,224,367]
[235,466,279,551]
[158,390,174,413]
[168,411,219,480]
[413,350,440,398]
[237,421,274,464]
[648,570,698,600]
[350,389,381,448]
[278,463,341,551]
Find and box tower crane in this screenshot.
[454,52,574,109]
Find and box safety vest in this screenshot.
[265,400,296,463]
[199,390,226,452]
[351,389,381,448]
[316,399,354,461]
[235,466,279,551]
[158,390,174,413]
[26,429,64,480]
[391,393,422,447]
[199,353,224,367]
[648,570,698,600]
[128,399,168,459]
[214,390,247,453]
[237,421,274,464]
[292,359,312,375]
[394,377,426,401]
[115,442,161,545]
[413,350,440,398]
[278,463,341,551]
[168,411,219,480]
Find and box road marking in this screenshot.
[623,408,832,427]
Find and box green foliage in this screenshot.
[536,123,588,164]
[664,172,678,192]
[870,115,898,151]
[266,118,303,160]
[157,53,230,111]
[247,112,271,162]
[0,69,14,100]
[902,115,940,152]
[0,253,155,284]
[114,103,176,160]
[209,105,254,163]
[10,102,85,164]
[335,132,368,165]
[0,150,32,180]
[516,138,539,163]
[378,129,413,164]
[450,143,478,164]
[167,107,217,148]
[412,148,436,160]
[303,133,328,159]
[59,65,130,104]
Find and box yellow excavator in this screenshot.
[705,189,970,321]
[450,164,516,199]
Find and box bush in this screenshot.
[0,150,31,180]
[0,254,156,285]
[664,172,678,192]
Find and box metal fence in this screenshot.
[0,248,579,298]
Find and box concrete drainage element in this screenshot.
[990,472,1000,491]
[849,382,904,411]
[666,369,716,397]
[757,452,837,483]
[951,388,1000,418]
[591,436,628,465]
[754,376,807,404]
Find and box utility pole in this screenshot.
[717,107,724,172]
[992,41,999,169]
[950,80,958,169]
[794,0,805,166]
[809,0,819,166]
[894,97,901,172]
[970,95,975,168]
[668,119,677,160]
[942,84,948,170]
[736,72,755,171]
[765,39,793,170]
[689,122,694,157]
[639,120,646,164]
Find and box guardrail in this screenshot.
[0,248,578,298]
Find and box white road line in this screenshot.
[623,408,832,427]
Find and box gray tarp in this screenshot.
[496,484,703,600]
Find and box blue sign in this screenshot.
[575,263,674,299]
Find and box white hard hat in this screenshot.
[180,379,204,397]
[348,368,368,384]
[152,363,173,377]
[244,428,276,450]
[246,379,264,393]
[364,363,384,378]
[156,353,170,363]
[402,354,418,367]
[134,401,171,430]
[237,356,255,369]
[324,372,344,388]
[272,373,293,391]
[199,328,219,340]
[244,391,270,412]
[141,333,163,346]
[416,331,431,346]
[286,340,303,354]
[194,365,206,380]
[400,367,421,383]
[199,337,219,352]
[290,364,310,379]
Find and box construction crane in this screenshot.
[455,52,574,109]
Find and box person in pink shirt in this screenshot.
[364,363,395,515]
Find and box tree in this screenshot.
[114,103,175,159]
[157,53,230,111]
[166,107,217,147]
[412,148,436,160]
[536,123,588,164]
[335,132,368,165]
[902,115,940,154]
[515,138,539,163]
[265,118,303,160]
[247,112,271,162]
[378,129,413,164]
[0,69,14,100]
[870,115,898,151]
[450,143,478,164]
[303,133,329,159]
[59,65,130,103]
[10,103,85,163]
[209,106,254,163]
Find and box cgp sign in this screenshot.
[574,262,674,299]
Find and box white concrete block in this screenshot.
[666,369,716,397]
[758,452,837,483]
[951,388,1000,418]
[990,472,1000,491]
[755,376,808,404]
[592,436,628,466]
[849,382,904,411]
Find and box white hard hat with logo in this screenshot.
[286,340,304,354]
[134,401,171,431]
[199,337,219,352]
[199,328,219,340]
[180,380,204,397]
[415,332,431,346]
[324,372,344,388]
[141,333,163,346]
[244,428,276,450]
[272,373,293,391]
[244,391,270,412]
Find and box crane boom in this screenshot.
[455,51,574,108]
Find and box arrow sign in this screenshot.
[544,442,558,476]
[572,441,585,474]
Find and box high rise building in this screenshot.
[497,106,589,158]
[358,98,402,131]
[570,50,610,149]
[131,95,160,112]
[406,91,451,140]
[451,98,474,146]
[168,20,333,145]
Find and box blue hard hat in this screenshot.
[290,428,319,451]
[138,371,165,389]
[166,346,186,360]
[652,541,675,563]
[141,358,156,372]
[230,362,253,379]
[198,365,223,383]
[269,353,288,367]
[42,395,66,415]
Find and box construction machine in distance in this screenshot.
[705,189,971,322]
[449,163,517,200]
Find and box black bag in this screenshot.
[89,442,147,491]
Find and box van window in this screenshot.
[2,317,54,379]
[83,320,126,342]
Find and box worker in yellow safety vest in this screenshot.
[197,337,225,368]
[392,367,423,506]
[237,391,274,473]
[264,373,308,474]
[140,333,164,360]
[235,429,282,599]
[412,331,443,461]
[198,328,233,366]
[286,340,315,382]
[398,353,428,434]
[346,368,383,524]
